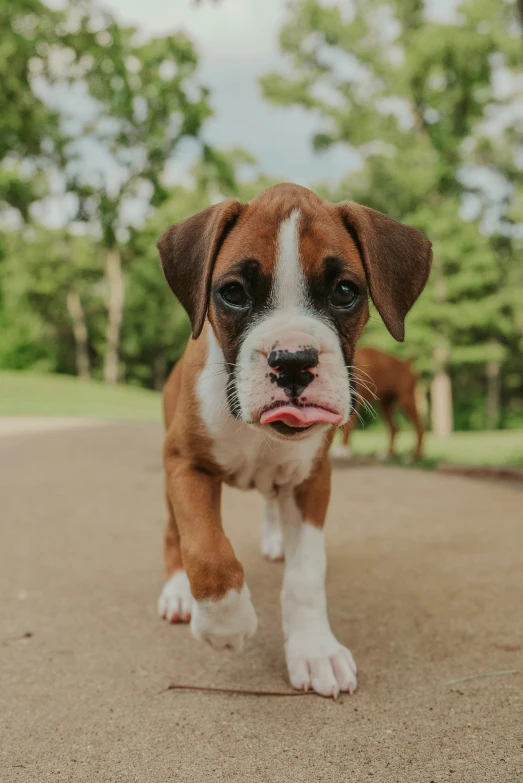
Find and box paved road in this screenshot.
[1,421,522,782]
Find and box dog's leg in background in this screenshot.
[330,408,357,459]
[158,495,193,623]
[279,457,357,697]
[165,458,257,651]
[261,496,284,561]
[381,398,398,459]
[400,391,424,460]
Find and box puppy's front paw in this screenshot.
[285,631,357,698]
[158,570,193,623]
[261,527,284,562]
[330,444,352,460]
[191,584,258,652]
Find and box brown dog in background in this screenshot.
[332,347,424,460]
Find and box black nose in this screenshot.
[267,348,319,399]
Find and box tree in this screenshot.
[61,3,213,384]
[0,227,102,377]
[120,159,276,390]
[262,0,523,432]
[0,0,66,217]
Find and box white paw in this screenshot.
[261,527,284,562]
[285,631,357,698]
[191,584,258,652]
[158,571,193,623]
[330,444,352,460]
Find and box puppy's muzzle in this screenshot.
[267,347,319,400]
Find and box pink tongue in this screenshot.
[260,405,342,427]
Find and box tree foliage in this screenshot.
[262,0,523,428]
[0,0,521,430]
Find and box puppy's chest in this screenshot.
[197,345,324,496]
[211,427,321,496]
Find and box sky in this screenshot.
[35,0,477,227]
[98,0,359,185]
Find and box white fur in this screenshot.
[234,211,351,429]
[191,584,258,652]
[273,209,308,310]
[158,570,193,622]
[330,443,353,460]
[198,328,325,495]
[192,212,356,690]
[279,491,357,697]
[261,496,284,561]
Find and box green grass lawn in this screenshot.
[347,428,523,468]
[0,370,162,422]
[1,370,522,466]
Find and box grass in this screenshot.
[0,370,162,422]
[348,428,523,468]
[1,370,522,467]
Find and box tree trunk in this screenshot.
[486,358,501,430]
[430,344,453,436]
[103,249,124,385]
[415,381,429,425]
[66,290,91,380]
[152,355,167,391]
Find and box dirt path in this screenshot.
[1,422,522,782]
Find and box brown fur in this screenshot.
[294,445,333,529]
[342,347,425,459]
[162,331,244,601]
[158,184,431,610]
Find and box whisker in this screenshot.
[352,380,378,401]
[346,368,378,400]
[345,364,376,386]
[347,363,374,380]
[189,361,237,368]
[198,370,230,382]
[351,391,377,419]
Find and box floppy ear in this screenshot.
[337,202,432,341]
[157,200,245,339]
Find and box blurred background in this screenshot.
[0,0,522,468]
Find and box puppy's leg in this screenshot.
[166,456,257,652]
[280,457,357,698]
[261,496,284,562]
[158,496,193,623]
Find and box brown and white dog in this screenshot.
[156,184,431,697]
[332,347,425,461]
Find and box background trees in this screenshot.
[261,0,523,432]
[0,0,522,433]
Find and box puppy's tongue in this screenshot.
[260,405,342,427]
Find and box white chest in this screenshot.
[210,423,322,496]
[196,334,323,496]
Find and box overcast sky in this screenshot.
[34,0,471,227]
[100,0,359,185]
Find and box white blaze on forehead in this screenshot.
[273,210,308,311]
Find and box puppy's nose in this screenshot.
[267,348,319,399]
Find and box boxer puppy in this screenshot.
[156,184,431,697]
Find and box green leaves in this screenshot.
[264,0,523,428]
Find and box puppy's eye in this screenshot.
[220,282,249,309]
[331,281,359,309]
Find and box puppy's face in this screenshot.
[209,203,368,440]
[158,184,432,441]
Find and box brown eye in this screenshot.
[220,282,249,309]
[331,281,359,309]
